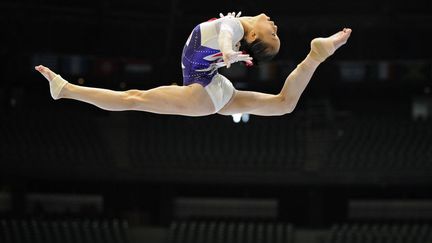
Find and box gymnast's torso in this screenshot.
[181,17,244,87]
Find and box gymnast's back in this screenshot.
[181,16,244,86]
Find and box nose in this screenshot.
[261,13,269,19]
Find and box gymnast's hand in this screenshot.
[222,50,253,68]
[219,12,242,18]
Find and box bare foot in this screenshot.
[35,65,57,82]
[35,65,68,99]
[309,28,352,62]
[329,28,352,50]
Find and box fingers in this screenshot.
[244,60,254,67]
[219,11,242,18]
[236,54,252,62]
[221,51,253,69]
[216,57,253,69]
[226,52,252,62]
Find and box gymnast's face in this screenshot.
[251,13,281,54]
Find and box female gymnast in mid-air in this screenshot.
[36,12,351,117]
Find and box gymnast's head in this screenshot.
[240,13,280,65]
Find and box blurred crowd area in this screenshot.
[1,1,432,242]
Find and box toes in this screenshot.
[35,65,57,82]
[35,65,45,72]
[336,28,352,40]
[39,66,51,74]
[342,28,352,35]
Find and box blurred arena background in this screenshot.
[1,0,432,242]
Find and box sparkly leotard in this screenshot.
[181,16,244,87]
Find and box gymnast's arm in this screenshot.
[218,18,251,68]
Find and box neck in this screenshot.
[239,17,255,35]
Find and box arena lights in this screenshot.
[231,113,250,123]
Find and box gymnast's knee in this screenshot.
[279,97,296,115]
[124,89,144,109]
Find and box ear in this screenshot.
[245,30,258,43]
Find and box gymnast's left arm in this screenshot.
[218,18,251,68]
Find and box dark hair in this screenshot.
[239,38,277,65]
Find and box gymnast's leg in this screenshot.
[35,65,215,116]
[218,28,352,116]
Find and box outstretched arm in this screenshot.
[218,28,352,116]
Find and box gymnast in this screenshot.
[36,12,352,116]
